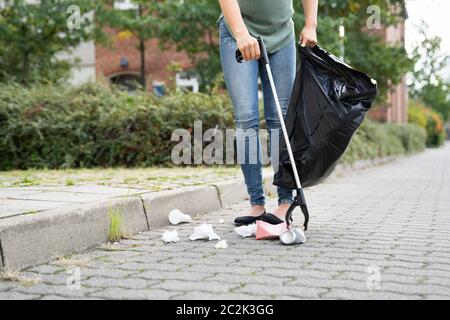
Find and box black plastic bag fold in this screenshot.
[274,45,378,189]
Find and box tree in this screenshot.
[409,24,450,121]
[292,0,413,101]
[154,0,221,91]
[0,0,101,84]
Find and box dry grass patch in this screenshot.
[52,255,88,268]
[0,270,41,287]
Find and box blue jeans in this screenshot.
[219,18,295,206]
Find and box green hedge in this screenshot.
[408,100,447,147]
[0,83,234,170]
[0,83,427,170]
[341,120,427,164]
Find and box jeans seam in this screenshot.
[279,199,294,205]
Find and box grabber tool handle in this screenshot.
[235,37,269,64]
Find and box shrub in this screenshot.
[0,83,234,170]
[385,123,427,154]
[408,100,446,147]
[0,83,428,170]
[341,119,426,164]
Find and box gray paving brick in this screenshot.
[0,291,41,300]
[322,288,422,300]
[39,295,101,300]
[77,267,139,279]
[12,284,101,298]
[26,264,66,275]
[0,282,14,292]
[82,277,159,289]
[88,287,176,300]
[153,280,236,293]
[425,294,450,300]
[132,270,209,282]
[235,283,327,299]
[173,291,264,300]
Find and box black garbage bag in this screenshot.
[274,45,378,189]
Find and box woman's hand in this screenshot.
[300,25,317,48]
[236,32,261,61]
[218,0,260,60]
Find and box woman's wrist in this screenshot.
[304,21,317,29]
[233,26,250,38]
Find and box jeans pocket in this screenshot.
[218,17,232,40]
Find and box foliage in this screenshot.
[408,100,446,147]
[137,0,413,94]
[98,0,222,91]
[1,0,414,95]
[0,82,427,170]
[409,25,450,121]
[408,102,427,128]
[342,119,426,164]
[292,0,412,101]
[0,83,234,170]
[0,0,102,84]
[145,0,221,91]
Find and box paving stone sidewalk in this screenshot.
[1,143,450,300]
[0,167,244,219]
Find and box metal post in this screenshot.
[138,4,146,89]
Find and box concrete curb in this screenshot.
[211,179,248,208]
[0,155,400,271]
[0,202,109,271]
[106,196,150,237]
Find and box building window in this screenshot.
[176,72,199,93]
[110,73,143,92]
[114,0,138,11]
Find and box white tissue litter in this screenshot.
[189,223,221,241]
[234,223,257,238]
[162,230,180,243]
[218,219,225,224]
[168,209,192,225]
[215,240,228,249]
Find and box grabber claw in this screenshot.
[285,188,309,231]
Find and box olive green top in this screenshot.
[219,0,295,53]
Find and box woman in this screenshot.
[218,0,318,225]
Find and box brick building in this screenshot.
[367,21,409,123]
[68,0,196,93]
[95,28,194,92]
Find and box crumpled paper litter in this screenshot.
[168,209,192,225]
[162,230,180,243]
[215,240,228,249]
[189,223,221,241]
[234,223,256,238]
